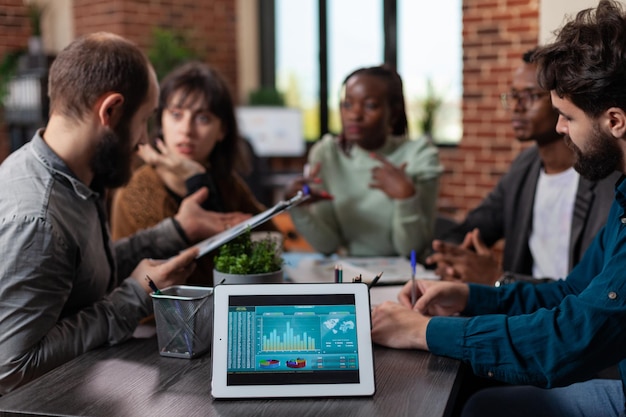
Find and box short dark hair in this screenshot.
[48,32,150,122]
[156,61,242,176]
[342,65,408,136]
[534,0,626,117]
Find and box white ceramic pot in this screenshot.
[213,269,284,285]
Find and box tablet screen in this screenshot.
[226,294,360,386]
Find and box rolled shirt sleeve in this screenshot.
[426,217,626,389]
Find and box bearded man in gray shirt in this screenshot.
[0,32,248,394]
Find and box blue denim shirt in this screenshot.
[0,131,186,394]
[427,175,626,391]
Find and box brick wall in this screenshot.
[0,0,30,163]
[438,0,539,220]
[0,0,238,165]
[1,0,539,219]
[72,0,238,94]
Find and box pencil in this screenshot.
[145,275,161,295]
[367,272,384,289]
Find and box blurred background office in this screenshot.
[0,0,617,238]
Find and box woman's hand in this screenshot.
[369,153,416,199]
[284,162,333,204]
[137,139,206,196]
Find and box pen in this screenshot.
[367,272,384,289]
[145,275,161,294]
[338,264,343,283]
[302,163,311,196]
[410,250,417,307]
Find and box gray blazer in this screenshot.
[442,146,621,280]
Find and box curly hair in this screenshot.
[534,0,626,117]
[341,65,408,136]
[156,61,243,177]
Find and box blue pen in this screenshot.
[410,250,417,307]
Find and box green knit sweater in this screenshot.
[290,134,442,258]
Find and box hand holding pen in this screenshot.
[284,162,333,203]
[410,250,417,307]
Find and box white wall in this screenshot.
[540,0,626,44]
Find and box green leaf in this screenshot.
[214,230,283,274]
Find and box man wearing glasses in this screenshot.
[426,48,620,286]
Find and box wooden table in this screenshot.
[0,336,463,417]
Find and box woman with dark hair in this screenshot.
[285,65,442,258]
[111,61,276,286]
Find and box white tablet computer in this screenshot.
[211,283,376,399]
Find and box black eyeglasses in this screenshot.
[500,89,550,109]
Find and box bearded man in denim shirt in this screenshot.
[372,1,626,416]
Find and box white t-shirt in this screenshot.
[529,167,580,280]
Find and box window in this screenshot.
[273,0,462,144]
[398,0,462,144]
[327,0,383,133]
[275,0,319,139]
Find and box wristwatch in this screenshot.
[494,272,516,287]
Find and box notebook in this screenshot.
[211,283,376,398]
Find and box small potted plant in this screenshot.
[213,230,284,285]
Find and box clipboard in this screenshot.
[193,190,310,259]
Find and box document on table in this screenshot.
[283,253,438,284]
[369,285,405,307]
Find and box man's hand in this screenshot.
[137,139,206,196]
[425,228,502,285]
[396,279,469,316]
[369,153,416,199]
[414,280,469,317]
[174,188,252,243]
[371,301,430,350]
[131,247,199,293]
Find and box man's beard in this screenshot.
[564,123,623,181]
[90,121,134,189]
